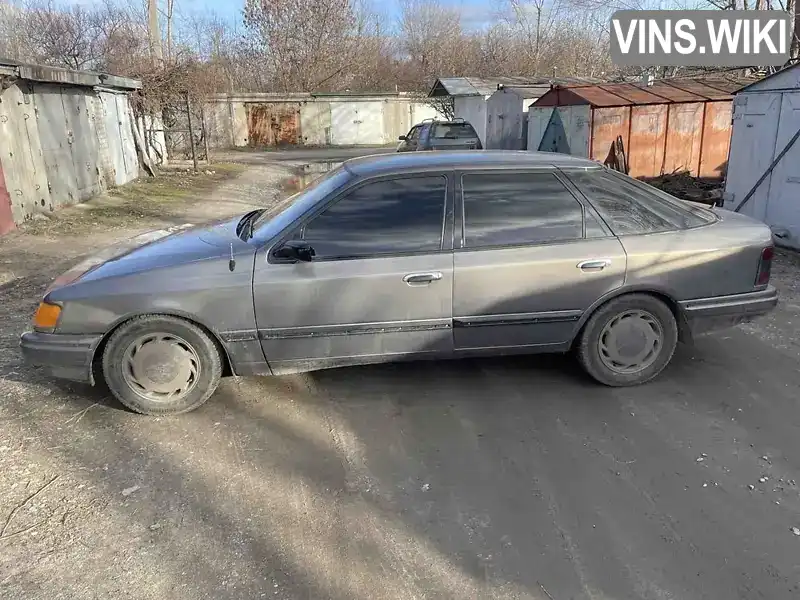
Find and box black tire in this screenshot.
[101,315,222,415]
[576,294,678,387]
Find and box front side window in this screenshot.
[462,172,584,248]
[568,169,715,235]
[302,176,447,259]
[407,126,420,141]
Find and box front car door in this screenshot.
[398,126,420,152]
[452,169,627,352]
[253,172,455,374]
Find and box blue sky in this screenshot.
[176,0,500,31]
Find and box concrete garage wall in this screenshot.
[205,93,446,148]
[0,61,140,233]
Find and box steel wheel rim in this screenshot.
[598,309,664,374]
[121,333,201,403]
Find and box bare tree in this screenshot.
[243,0,360,92]
[398,0,468,84]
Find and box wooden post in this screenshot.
[185,91,198,171]
[200,101,211,164]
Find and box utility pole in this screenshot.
[148,0,163,63]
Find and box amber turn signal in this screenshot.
[33,302,61,330]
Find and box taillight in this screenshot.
[756,246,774,286]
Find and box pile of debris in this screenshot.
[645,171,724,206]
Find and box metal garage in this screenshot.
[723,65,800,248]
[528,78,746,179]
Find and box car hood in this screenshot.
[47,215,251,292]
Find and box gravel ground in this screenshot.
[2,154,800,599]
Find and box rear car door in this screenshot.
[253,172,455,374]
[452,169,626,351]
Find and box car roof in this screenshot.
[343,150,601,176]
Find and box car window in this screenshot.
[302,176,447,259]
[568,169,715,235]
[621,172,718,226]
[433,123,478,139]
[253,166,351,241]
[407,126,420,141]
[462,172,584,248]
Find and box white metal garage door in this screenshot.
[330,102,384,145]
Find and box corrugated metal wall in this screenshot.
[0,79,138,231]
[595,101,731,179]
[529,86,734,179]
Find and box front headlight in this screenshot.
[32,301,62,332]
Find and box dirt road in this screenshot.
[2,153,800,599]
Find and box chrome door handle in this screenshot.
[403,271,443,285]
[577,259,611,271]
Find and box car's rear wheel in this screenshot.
[102,315,222,415]
[577,294,678,387]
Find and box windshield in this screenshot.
[251,165,352,242]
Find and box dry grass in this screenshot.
[20,163,246,237]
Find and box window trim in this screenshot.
[267,171,454,264]
[455,168,605,253]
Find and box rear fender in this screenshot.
[570,285,693,346]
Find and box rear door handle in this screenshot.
[403,272,443,285]
[577,259,611,272]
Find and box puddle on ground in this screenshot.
[282,161,339,194]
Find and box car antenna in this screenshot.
[229,243,236,272]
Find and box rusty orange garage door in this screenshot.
[247,103,301,147]
[590,106,630,165]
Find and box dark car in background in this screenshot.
[397,119,482,152]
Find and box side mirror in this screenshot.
[274,240,315,262]
[398,135,407,141]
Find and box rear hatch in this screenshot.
[427,122,482,150]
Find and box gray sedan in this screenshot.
[21,151,778,415]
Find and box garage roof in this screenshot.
[533,77,751,108]
[428,76,602,98]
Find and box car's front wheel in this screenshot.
[577,294,678,387]
[102,315,223,415]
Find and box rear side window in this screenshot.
[432,123,478,139]
[461,172,584,248]
[569,169,714,235]
[302,176,446,259]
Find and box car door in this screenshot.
[452,169,626,352]
[253,172,455,374]
[398,126,420,152]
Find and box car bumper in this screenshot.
[678,286,778,336]
[19,331,102,384]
